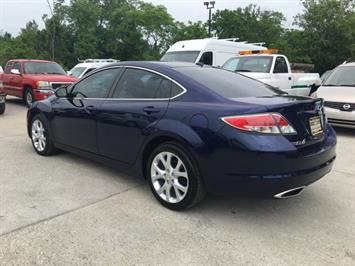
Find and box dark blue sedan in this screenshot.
[27,62,336,210]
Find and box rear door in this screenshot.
[51,67,121,153]
[96,67,173,164]
[8,61,23,97]
[2,61,16,96]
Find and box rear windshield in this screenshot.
[24,62,66,75]
[223,56,273,73]
[161,51,200,63]
[176,66,282,98]
[70,67,87,78]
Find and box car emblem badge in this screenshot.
[343,104,351,110]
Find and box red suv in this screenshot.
[0,59,77,106]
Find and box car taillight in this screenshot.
[221,113,297,134]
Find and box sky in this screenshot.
[0,0,304,35]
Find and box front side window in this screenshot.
[12,62,21,72]
[71,68,120,98]
[112,68,173,99]
[24,62,66,75]
[274,57,288,74]
[161,51,200,63]
[199,52,213,65]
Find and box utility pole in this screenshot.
[46,0,55,60]
[204,1,215,37]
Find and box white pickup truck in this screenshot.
[222,51,320,96]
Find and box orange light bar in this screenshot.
[239,49,279,55]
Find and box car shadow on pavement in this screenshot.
[333,126,355,137]
[5,97,25,107]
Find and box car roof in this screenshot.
[339,62,355,67]
[106,61,197,70]
[8,59,55,63]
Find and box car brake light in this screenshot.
[221,113,297,134]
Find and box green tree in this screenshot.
[296,0,355,73]
[170,21,208,45]
[211,5,285,47]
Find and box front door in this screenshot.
[97,67,174,164]
[51,68,121,153]
[272,56,292,92]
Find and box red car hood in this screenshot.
[23,74,77,83]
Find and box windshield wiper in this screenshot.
[235,69,252,72]
[324,84,355,87]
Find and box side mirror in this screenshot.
[10,69,21,75]
[55,87,68,98]
[309,78,322,96]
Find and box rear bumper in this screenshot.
[198,126,337,197]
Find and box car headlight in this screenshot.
[36,81,52,90]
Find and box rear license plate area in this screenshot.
[309,116,323,136]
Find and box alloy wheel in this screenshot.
[31,119,46,152]
[26,91,33,106]
[150,151,189,204]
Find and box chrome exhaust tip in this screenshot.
[273,186,306,199]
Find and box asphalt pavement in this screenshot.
[0,97,354,265]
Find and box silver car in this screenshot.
[315,63,355,128]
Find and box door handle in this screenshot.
[143,106,160,114]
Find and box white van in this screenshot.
[161,38,266,67]
[68,59,119,79]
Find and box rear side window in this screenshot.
[4,62,14,74]
[176,67,281,98]
[112,68,174,99]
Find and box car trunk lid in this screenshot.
[230,95,326,146]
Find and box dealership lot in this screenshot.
[0,97,355,265]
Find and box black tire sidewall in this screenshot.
[30,115,53,156]
[147,142,201,210]
[24,88,33,107]
[0,103,5,114]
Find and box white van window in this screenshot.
[161,51,200,63]
[199,52,213,65]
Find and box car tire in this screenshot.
[30,115,57,156]
[24,87,34,107]
[0,103,5,115]
[147,142,206,210]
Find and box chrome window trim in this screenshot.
[71,65,187,101]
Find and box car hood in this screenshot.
[317,86,355,103]
[23,74,77,83]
